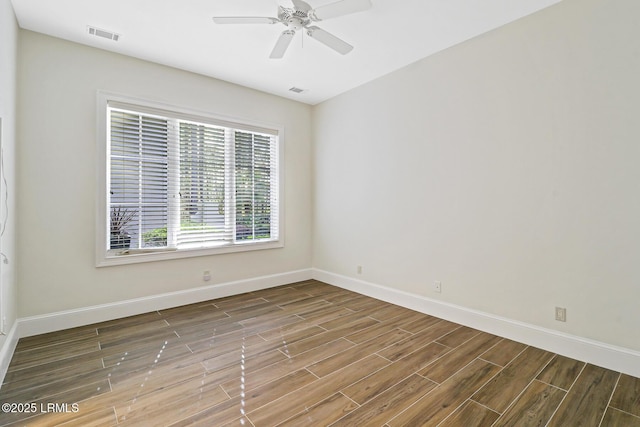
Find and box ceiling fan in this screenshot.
[212,0,372,59]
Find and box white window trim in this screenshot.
[95,91,285,267]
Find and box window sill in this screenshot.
[96,240,283,267]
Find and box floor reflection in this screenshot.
[118,340,168,422]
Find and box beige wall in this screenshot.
[0,0,19,348]
[313,0,640,351]
[17,31,312,317]
[12,0,640,358]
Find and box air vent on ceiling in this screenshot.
[289,87,306,94]
[87,26,120,42]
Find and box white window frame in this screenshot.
[96,92,284,267]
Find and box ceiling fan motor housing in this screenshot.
[278,6,311,30]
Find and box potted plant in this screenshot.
[110,206,135,249]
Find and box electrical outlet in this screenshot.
[434,281,442,293]
[203,270,211,282]
[555,307,566,322]
[357,265,363,275]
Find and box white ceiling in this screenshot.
[10,0,561,105]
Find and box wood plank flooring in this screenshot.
[1,280,639,426]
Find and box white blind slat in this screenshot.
[178,122,230,246]
[110,109,169,250]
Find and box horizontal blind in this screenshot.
[107,100,278,137]
[235,131,278,241]
[109,109,169,249]
[178,122,230,247]
[106,100,279,254]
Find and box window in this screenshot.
[97,94,282,266]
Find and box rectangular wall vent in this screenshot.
[88,26,120,42]
[289,87,306,94]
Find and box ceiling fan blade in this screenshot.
[212,17,279,24]
[270,30,296,59]
[291,0,312,12]
[306,26,353,55]
[310,0,372,21]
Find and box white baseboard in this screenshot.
[0,321,19,389]
[17,269,313,339]
[312,268,640,379]
[0,268,312,390]
[5,267,639,387]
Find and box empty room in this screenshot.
[0,0,639,425]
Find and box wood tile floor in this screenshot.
[1,280,639,426]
